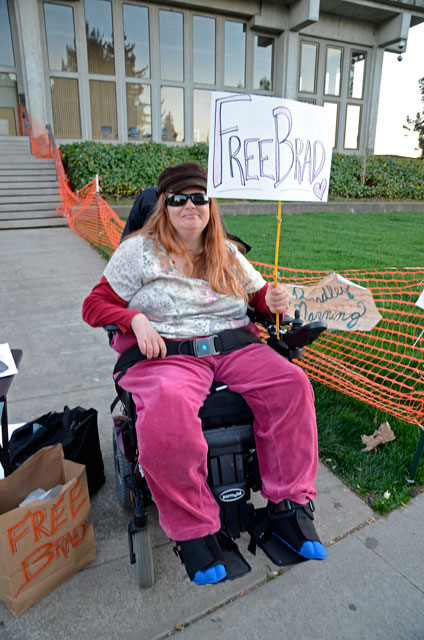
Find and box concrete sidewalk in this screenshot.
[0,227,423,639]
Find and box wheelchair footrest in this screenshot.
[216,530,251,581]
[248,508,307,567]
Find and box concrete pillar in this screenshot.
[13,0,48,126]
[284,30,300,99]
[363,47,385,154]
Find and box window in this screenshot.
[50,77,81,137]
[193,89,212,142]
[297,39,368,152]
[325,46,342,96]
[123,4,150,79]
[193,16,215,85]
[43,2,81,138]
[43,4,276,144]
[299,42,317,93]
[323,101,339,148]
[253,35,273,91]
[161,86,184,141]
[90,79,117,138]
[349,51,366,99]
[0,0,15,66]
[85,0,115,76]
[126,83,151,140]
[344,104,361,149]
[224,21,245,88]
[44,3,77,72]
[160,10,183,82]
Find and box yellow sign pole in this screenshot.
[273,200,282,335]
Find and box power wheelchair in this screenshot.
[105,311,326,588]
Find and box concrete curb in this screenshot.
[112,200,424,219]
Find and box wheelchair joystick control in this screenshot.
[292,309,303,329]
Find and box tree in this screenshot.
[405,77,424,158]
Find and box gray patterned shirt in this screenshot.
[103,235,266,339]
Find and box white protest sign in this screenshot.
[286,273,382,331]
[207,92,334,202]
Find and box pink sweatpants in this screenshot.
[115,340,318,541]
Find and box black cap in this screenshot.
[157,162,207,194]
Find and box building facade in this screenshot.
[1,0,423,153]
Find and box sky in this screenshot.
[374,22,424,157]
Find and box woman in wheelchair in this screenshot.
[82,162,326,586]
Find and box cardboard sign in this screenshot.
[0,444,96,616]
[287,272,382,331]
[207,92,334,202]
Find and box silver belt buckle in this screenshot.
[193,335,219,357]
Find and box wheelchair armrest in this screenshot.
[267,314,327,361]
[103,324,122,334]
[103,324,122,346]
[281,321,327,349]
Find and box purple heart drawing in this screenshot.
[313,179,327,200]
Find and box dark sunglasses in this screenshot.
[166,193,209,207]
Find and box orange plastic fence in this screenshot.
[29,118,424,427]
[253,263,424,426]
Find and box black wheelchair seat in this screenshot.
[199,382,253,429]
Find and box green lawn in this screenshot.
[223,210,424,513]
[223,210,424,270]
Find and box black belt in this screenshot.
[113,328,262,383]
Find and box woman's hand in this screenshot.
[265,283,290,314]
[130,313,167,359]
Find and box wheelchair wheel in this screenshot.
[113,428,132,510]
[133,527,155,588]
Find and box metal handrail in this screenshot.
[19,104,32,154]
[46,124,58,160]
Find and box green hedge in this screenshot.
[59,141,424,200]
[330,153,424,199]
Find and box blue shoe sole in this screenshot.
[271,533,326,560]
[192,563,227,585]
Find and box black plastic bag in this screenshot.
[8,406,105,495]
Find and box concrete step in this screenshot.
[0,161,55,168]
[0,136,65,227]
[0,146,31,153]
[0,145,31,152]
[0,135,30,142]
[0,169,57,177]
[0,217,67,230]
[0,200,60,212]
[0,150,36,157]
[0,209,61,220]
[0,181,58,190]
[0,173,57,182]
[0,195,61,211]
[0,156,54,167]
[0,191,59,204]
[0,186,59,196]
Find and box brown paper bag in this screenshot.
[0,444,96,616]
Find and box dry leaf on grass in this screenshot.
[361,421,396,452]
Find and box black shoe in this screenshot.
[174,534,227,584]
[268,500,326,560]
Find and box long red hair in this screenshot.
[127,194,249,301]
